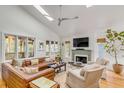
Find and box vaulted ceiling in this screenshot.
[22,5,124,38]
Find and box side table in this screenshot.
[29,77,60,88]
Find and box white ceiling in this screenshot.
[22,5,124,38]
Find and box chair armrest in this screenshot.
[87,61,95,64]
[67,71,85,81]
[23,68,55,82]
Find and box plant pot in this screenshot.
[113,64,123,74]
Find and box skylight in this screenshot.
[33,5,54,21]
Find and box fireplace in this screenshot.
[74,55,88,64]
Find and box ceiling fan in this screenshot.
[57,5,79,26]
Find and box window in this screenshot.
[46,40,50,56]
[51,41,54,52]
[28,38,35,57]
[98,44,105,58]
[4,34,36,61]
[45,40,60,56]
[65,41,71,57]
[55,41,59,52]
[46,41,50,52]
[18,36,26,58]
[5,35,16,60]
[38,42,44,51]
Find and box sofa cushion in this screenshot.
[22,60,31,67]
[68,69,84,81]
[31,58,39,65]
[23,67,39,74]
[39,57,45,63]
[36,62,48,69]
[80,64,100,76]
[17,60,24,67]
[83,64,100,70]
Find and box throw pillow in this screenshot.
[15,66,20,70]
[31,67,39,74]
[83,64,100,70]
[15,66,24,71]
[80,64,100,76]
[45,58,50,62]
[24,67,32,74]
[22,60,31,67]
[24,67,38,74]
[31,59,39,65]
[11,59,18,66]
[17,60,24,67]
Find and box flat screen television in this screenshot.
[73,37,89,47]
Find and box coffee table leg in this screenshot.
[57,68,59,73]
[65,64,66,71]
[59,67,61,72]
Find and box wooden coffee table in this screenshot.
[49,62,66,72]
[29,77,60,88]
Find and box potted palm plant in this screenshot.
[104,29,124,74]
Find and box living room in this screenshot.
[0,5,124,88]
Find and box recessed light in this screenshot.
[86,5,93,8]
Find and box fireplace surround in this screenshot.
[72,49,91,63]
[74,54,88,64]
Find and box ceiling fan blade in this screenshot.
[74,16,79,19]
[58,16,79,26]
[58,18,61,26]
[57,5,79,26]
[62,16,79,21]
[70,16,79,19]
[58,21,61,26]
[61,18,70,20]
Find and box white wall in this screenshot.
[62,25,124,70]
[61,30,96,62]
[94,24,124,70]
[0,33,2,62]
[0,5,60,63]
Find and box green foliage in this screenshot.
[104,29,124,64]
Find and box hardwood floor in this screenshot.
[0,79,6,88]
[99,70,124,88]
[0,70,124,88]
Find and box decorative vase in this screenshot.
[113,64,123,74]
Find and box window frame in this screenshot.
[18,36,27,59]
[3,33,36,62]
[45,40,60,57]
[64,41,71,58]
[4,34,17,60]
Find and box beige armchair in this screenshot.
[95,58,109,66]
[89,58,109,79]
[95,58,109,79]
[66,65,105,88]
